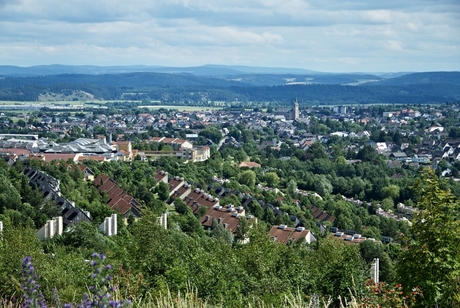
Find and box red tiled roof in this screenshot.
[94,173,141,216]
[200,206,241,233]
[0,148,32,156]
[154,170,168,183]
[269,226,313,245]
[238,161,261,168]
[183,188,219,214]
[168,177,184,192]
[78,156,106,162]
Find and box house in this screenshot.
[139,146,210,162]
[167,176,186,197]
[149,137,193,150]
[23,167,91,227]
[375,142,388,153]
[170,182,192,202]
[238,161,261,168]
[331,231,373,244]
[183,188,220,215]
[94,174,142,217]
[269,225,316,245]
[412,154,430,164]
[154,170,169,184]
[28,153,82,163]
[78,155,107,163]
[76,165,95,181]
[389,152,408,162]
[200,204,245,233]
[310,205,336,223]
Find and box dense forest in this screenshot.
[0,71,459,104]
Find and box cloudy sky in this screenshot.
[0,0,459,72]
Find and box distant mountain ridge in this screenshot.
[365,71,460,86]
[0,66,458,104]
[0,64,319,77]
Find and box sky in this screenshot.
[0,0,459,72]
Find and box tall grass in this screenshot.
[0,288,345,308]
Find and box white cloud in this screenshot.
[0,0,458,71]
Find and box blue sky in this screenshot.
[0,0,459,72]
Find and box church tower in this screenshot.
[292,99,299,120]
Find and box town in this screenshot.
[0,100,459,307]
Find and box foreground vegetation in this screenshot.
[0,153,458,307]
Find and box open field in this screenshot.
[0,100,87,106]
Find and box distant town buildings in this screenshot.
[274,100,299,121]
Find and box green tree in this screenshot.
[155,181,170,201]
[198,127,222,144]
[314,174,332,197]
[264,172,279,188]
[357,144,378,162]
[173,198,189,215]
[211,219,234,245]
[397,169,460,307]
[359,240,395,283]
[237,170,256,188]
[381,184,400,201]
[306,142,327,160]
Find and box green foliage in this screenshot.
[198,127,222,144]
[210,219,234,245]
[0,219,43,299]
[237,169,256,188]
[155,181,170,202]
[309,238,367,306]
[397,169,460,307]
[264,172,279,188]
[359,240,395,283]
[173,198,189,215]
[381,185,400,201]
[58,222,108,253]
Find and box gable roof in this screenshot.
[94,174,142,216]
[269,225,314,245]
[238,161,261,168]
[200,205,244,233]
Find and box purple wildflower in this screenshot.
[21,256,47,308]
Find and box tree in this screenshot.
[286,179,297,196]
[264,172,279,188]
[174,198,189,215]
[17,119,26,128]
[359,240,395,283]
[249,201,264,218]
[381,185,400,201]
[314,174,332,197]
[198,127,222,144]
[211,219,234,245]
[306,142,327,160]
[237,170,256,188]
[155,181,170,201]
[310,238,367,306]
[263,208,275,225]
[357,145,378,162]
[397,169,460,307]
[60,222,108,253]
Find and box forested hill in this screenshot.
[0,70,459,104]
[366,71,460,86]
[0,72,249,88]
